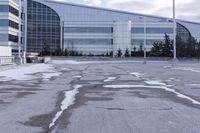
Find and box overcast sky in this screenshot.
[55,0,200,22]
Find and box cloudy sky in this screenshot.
[55,0,200,22]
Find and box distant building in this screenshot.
[1,0,200,55]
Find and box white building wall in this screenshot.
[113,21,131,55]
[0,0,22,51]
[0,46,12,56]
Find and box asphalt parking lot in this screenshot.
[0,58,200,133]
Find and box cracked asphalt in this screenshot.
[0,58,200,133]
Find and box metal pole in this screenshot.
[173,0,177,66]
[18,0,22,65]
[143,17,147,64]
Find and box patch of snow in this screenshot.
[163,66,171,69]
[104,85,200,105]
[52,60,81,65]
[145,80,166,86]
[174,67,200,73]
[144,80,173,87]
[130,72,145,78]
[60,68,72,71]
[104,77,117,82]
[0,64,61,81]
[72,75,82,79]
[52,60,145,65]
[49,85,83,129]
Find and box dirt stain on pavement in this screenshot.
[23,91,65,133]
[51,85,115,131]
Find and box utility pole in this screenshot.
[172,0,177,66]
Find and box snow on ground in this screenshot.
[104,77,117,82]
[60,68,72,71]
[130,72,145,78]
[0,64,61,81]
[104,84,200,105]
[49,85,83,129]
[52,60,168,65]
[52,60,81,65]
[72,75,82,79]
[145,80,167,86]
[174,67,200,73]
[144,80,173,87]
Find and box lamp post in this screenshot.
[18,0,22,65]
[172,0,177,66]
[143,17,147,64]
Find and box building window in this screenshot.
[131,39,162,46]
[64,27,113,33]
[132,27,173,34]
[131,28,144,34]
[147,28,173,34]
[131,39,144,46]
[9,20,19,29]
[0,19,19,29]
[27,0,61,53]
[177,23,191,42]
[64,39,113,48]
[0,19,8,26]
[9,6,19,17]
[0,5,9,12]
[9,34,18,43]
[0,34,8,42]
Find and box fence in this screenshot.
[0,57,14,65]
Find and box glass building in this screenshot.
[1,0,200,55]
[27,0,60,53]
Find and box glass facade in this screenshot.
[27,0,60,53]
[0,5,9,12]
[0,19,8,26]
[9,20,19,29]
[9,34,18,43]
[131,39,162,46]
[0,34,8,42]
[131,28,144,34]
[64,39,113,47]
[0,19,19,29]
[0,5,19,17]
[147,28,173,34]
[64,27,113,33]
[177,23,191,42]
[132,27,173,34]
[9,5,19,16]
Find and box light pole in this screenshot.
[143,17,147,64]
[172,0,177,66]
[18,0,22,65]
